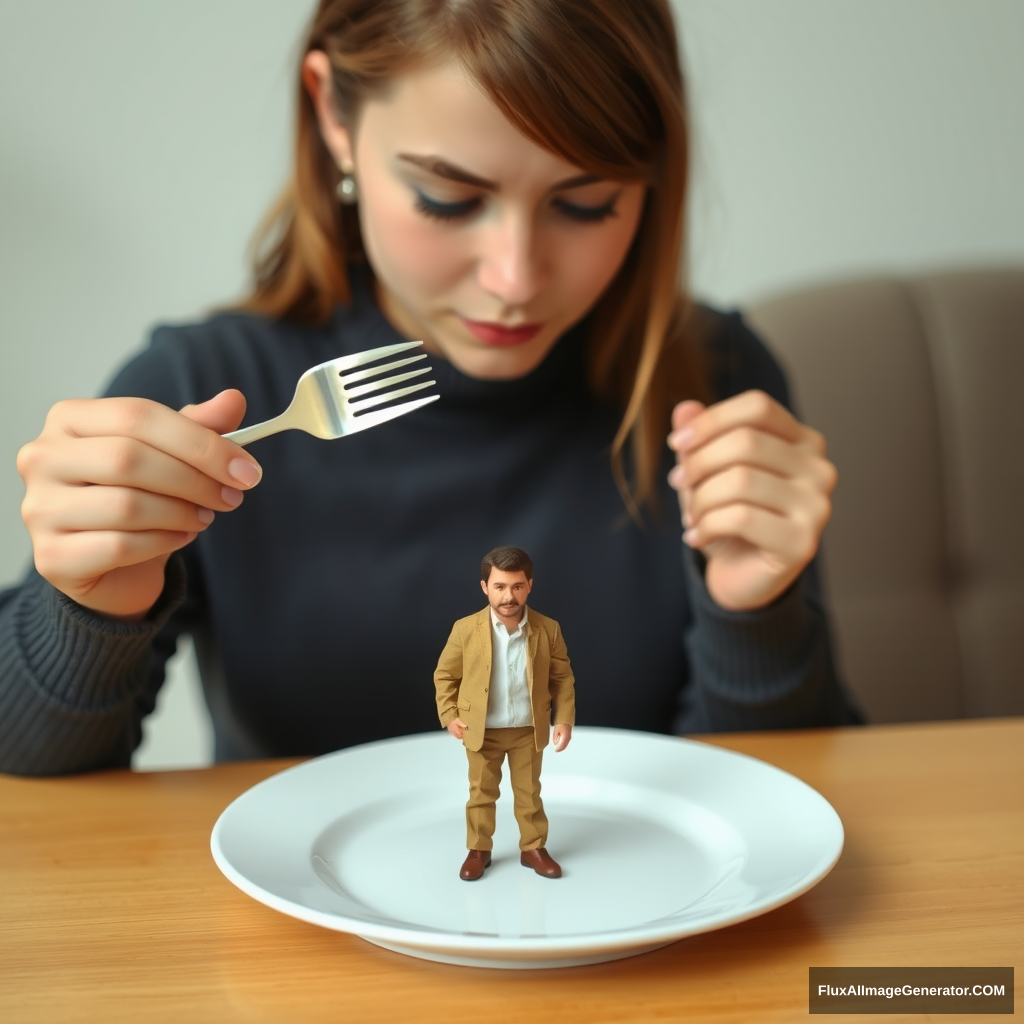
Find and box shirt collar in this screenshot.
[490,605,529,637]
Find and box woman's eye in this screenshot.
[553,197,618,223]
[412,189,618,224]
[413,191,480,222]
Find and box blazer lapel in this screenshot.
[472,607,491,664]
[526,615,539,693]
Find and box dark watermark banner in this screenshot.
[809,967,1013,1014]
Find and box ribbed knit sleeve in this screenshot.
[676,552,860,732]
[0,556,187,775]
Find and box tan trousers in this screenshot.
[465,726,548,852]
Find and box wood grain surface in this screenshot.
[1,718,1020,1023]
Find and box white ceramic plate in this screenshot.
[211,727,843,969]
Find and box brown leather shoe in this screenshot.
[459,849,492,881]
[520,847,562,878]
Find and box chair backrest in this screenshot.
[746,268,1024,723]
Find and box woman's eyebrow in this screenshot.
[396,154,601,192]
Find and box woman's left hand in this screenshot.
[667,390,837,611]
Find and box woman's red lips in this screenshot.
[460,318,544,347]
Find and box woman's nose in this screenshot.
[476,213,544,309]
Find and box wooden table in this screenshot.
[2,719,1020,1023]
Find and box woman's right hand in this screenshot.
[16,389,262,622]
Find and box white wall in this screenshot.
[2,1,1022,768]
[678,0,1024,304]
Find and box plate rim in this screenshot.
[210,727,844,957]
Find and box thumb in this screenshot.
[180,389,247,435]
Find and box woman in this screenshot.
[0,0,858,774]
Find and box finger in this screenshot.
[669,400,705,442]
[35,527,199,582]
[684,503,817,565]
[681,427,812,491]
[666,467,695,526]
[687,465,817,526]
[669,390,806,456]
[47,396,262,490]
[25,483,217,535]
[686,429,837,496]
[668,401,706,462]
[29,437,247,513]
[667,461,688,492]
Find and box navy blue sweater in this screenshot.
[0,282,859,774]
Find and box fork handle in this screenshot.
[222,412,294,446]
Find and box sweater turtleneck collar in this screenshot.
[339,264,593,411]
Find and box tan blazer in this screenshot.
[434,607,576,753]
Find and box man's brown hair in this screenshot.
[481,546,533,583]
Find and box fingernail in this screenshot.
[683,527,698,546]
[228,458,262,488]
[673,428,695,450]
[197,507,215,525]
[668,464,685,487]
[221,486,244,508]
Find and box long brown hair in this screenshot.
[243,0,710,515]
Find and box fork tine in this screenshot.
[327,340,425,374]
[344,366,431,399]
[350,379,437,414]
[346,393,440,432]
[339,353,426,386]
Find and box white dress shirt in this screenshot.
[485,606,533,728]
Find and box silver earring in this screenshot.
[336,167,358,205]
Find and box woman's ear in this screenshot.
[301,50,354,169]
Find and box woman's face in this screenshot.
[307,56,647,380]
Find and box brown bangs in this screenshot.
[437,2,664,181]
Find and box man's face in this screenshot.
[480,568,533,627]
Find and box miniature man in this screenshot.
[434,546,576,881]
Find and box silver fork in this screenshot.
[223,340,438,446]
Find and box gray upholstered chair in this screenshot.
[746,268,1024,723]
